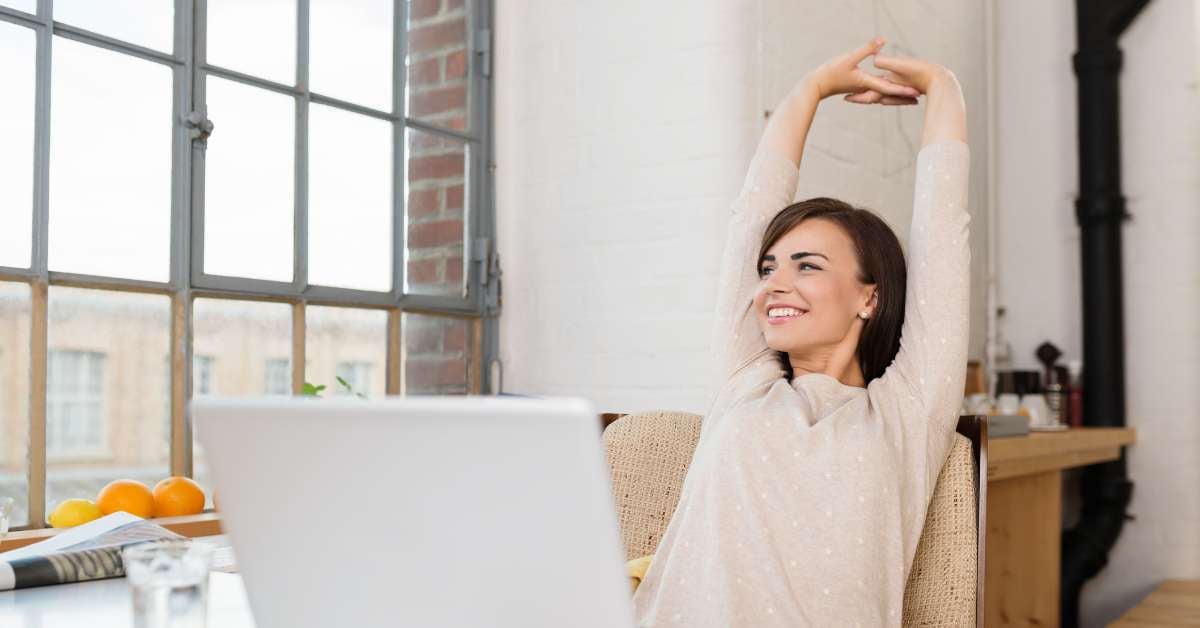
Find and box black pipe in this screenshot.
[1061,1,1148,626]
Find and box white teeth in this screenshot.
[768,307,804,318]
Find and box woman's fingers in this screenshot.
[878,69,915,89]
[871,53,915,74]
[861,72,919,97]
[845,90,881,104]
[844,91,919,106]
[872,54,940,92]
[849,37,886,66]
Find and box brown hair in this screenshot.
[756,197,907,384]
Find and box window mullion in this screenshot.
[25,0,53,530]
[189,0,207,290]
[386,309,402,395]
[31,0,50,278]
[291,302,306,394]
[28,281,48,529]
[294,0,309,294]
[169,0,194,479]
[475,0,499,394]
[392,0,407,302]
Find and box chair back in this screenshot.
[602,411,987,627]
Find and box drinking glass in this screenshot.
[0,496,13,548]
[122,540,214,628]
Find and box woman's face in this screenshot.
[753,218,876,357]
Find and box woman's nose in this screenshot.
[765,269,791,292]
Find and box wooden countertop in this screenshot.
[987,426,1137,481]
[1111,580,1200,626]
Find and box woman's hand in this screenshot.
[869,53,958,96]
[808,37,919,106]
[872,53,968,145]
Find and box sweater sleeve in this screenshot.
[711,147,800,382]
[872,139,972,486]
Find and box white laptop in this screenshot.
[193,396,637,628]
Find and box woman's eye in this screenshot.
[759,267,774,277]
[799,262,821,271]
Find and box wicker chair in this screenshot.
[603,411,987,627]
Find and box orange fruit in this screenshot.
[96,479,156,518]
[153,476,206,517]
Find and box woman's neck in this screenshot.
[789,352,867,388]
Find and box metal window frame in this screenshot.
[0,0,498,530]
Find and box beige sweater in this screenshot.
[631,139,971,627]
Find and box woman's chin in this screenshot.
[764,336,798,354]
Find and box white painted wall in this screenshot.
[994,1,1200,625]
[495,1,759,412]
[495,0,988,414]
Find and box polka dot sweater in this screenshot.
[631,139,971,627]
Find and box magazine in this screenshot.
[0,512,184,591]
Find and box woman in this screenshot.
[628,38,970,626]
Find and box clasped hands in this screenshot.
[807,37,957,107]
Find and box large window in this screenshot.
[0,0,496,529]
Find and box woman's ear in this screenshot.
[861,286,878,317]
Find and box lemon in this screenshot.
[48,498,103,528]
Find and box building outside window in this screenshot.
[46,350,106,458]
[335,361,372,396]
[193,355,215,397]
[264,358,292,396]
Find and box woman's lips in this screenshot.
[766,310,807,326]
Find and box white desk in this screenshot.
[0,571,256,628]
[0,534,254,627]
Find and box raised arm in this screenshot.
[870,62,971,448]
[712,38,922,382]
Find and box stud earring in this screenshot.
[858,311,870,320]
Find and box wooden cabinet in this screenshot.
[984,428,1137,627]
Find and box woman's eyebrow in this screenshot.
[790,251,829,261]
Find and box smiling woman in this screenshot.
[630,38,971,626]
[754,196,907,386]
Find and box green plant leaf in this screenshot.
[302,382,326,397]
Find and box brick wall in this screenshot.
[404,313,468,394]
[404,0,471,393]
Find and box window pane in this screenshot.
[49,37,172,282]
[206,0,295,85]
[0,22,34,269]
[54,0,174,52]
[309,104,392,291]
[406,0,469,131]
[47,288,169,520]
[403,313,469,394]
[0,282,31,527]
[192,298,292,507]
[306,306,386,397]
[310,0,392,111]
[0,1,36,14]
[203,76,294,282]
[405,128,467,296]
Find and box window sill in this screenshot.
[0,512,222,553]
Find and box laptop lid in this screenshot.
[193,396,636,628]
